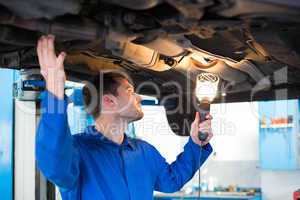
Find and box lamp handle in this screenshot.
[198,102,210,141]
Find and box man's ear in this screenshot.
[102,94,117,108]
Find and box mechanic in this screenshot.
[35,35,214,200]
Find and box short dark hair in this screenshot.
[82,71,129,119]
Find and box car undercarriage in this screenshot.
[0,0,300,135]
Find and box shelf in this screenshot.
[260,124,294,129]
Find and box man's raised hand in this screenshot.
[37,35,66,99]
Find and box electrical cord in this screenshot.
[198,145,203,200]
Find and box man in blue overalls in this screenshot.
[36,35,213,200]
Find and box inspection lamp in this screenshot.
[195,73,220,141]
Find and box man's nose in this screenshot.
[135,93,142,103]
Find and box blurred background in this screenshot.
[0,69,300,200]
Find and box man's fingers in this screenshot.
[202,132,213,145]
[191,112,213,146]
[37,37,44,67]
[199,124,211,130]
[207,132,213,142]
[194,112,200,123]
[40,36,48,65]
[205,114,213,120]
[47,35,55,57]
[57,52,66,68]
[199,128,212,135]
[199,120,211,129]
[208,132,213,140]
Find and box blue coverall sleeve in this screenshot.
[36,91,80,189]
[152,138,213,192]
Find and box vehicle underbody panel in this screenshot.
[0,0,299,135]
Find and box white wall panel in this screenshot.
[14,100,36,200]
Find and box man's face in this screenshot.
[114,78,144,122]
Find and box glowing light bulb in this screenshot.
[195,73,219,103]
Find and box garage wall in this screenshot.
[0,69,15,200]
[14,100,36,200]
[210,102,259,161]
[261,170,300,200]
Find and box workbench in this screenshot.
[154,191,261,200]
